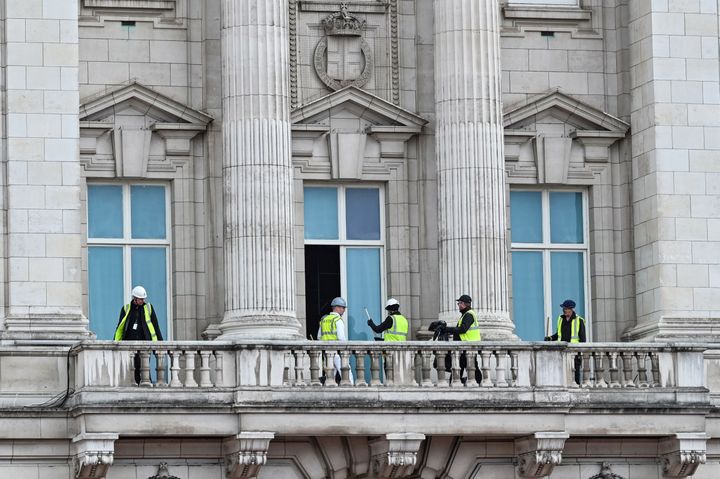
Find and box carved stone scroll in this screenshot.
[224,432,275,479]
[515,432,569,478]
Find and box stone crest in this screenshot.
[314,3,374,90]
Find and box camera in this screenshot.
[429,320,449,341]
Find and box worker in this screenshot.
[367,298,408,341]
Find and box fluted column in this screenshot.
[434,0,514,338]
[219,0,301,339]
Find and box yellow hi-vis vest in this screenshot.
[383,313,408,342]
[319,312,341,341]
[556,315,584,343]
[114,303,157,341]
[458,309,481,341]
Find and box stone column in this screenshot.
[218,0,301,339]
[434,0,514,338]
[1,0,90,339]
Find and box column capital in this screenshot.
[370,433,425,478]
[71,433,118,479]
[515,432,569,478]
[223,432,275,479]
[659,433,707,478]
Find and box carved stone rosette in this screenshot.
[370,433,425,478]
[515,432,569,478]
[224,432,275,479]
[659,433,707,478]
[71,433,118,479]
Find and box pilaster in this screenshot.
[1,0,90,339]
[218,0,301,339]
[433,0,514,339]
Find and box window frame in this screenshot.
[303,183,387,338]
[86,181,173,339]
[510,188,591,340]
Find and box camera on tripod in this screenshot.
[429,320,449,341]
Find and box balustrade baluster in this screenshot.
[169,350,182,387]
[435,350,449,388]
[139,350,152,387]
[355,350,367,387]
[650,353,661,387]
[465,351,479,388]
[214,351,223,387]
[480,351,493,387]
[293,350,306,387]
[495,351,508,387]
[199,351,213,387]
[324,350,338,387]
[510,352,519,387]
[421,351,433,387]
[184,350,199,387]
[309,350,322,387]
[621,352,635,387]
[582,352,592,388]
[155,350,167,387]
[608,352,621,388]
[594,352,607,388]
[370,351,382,386]
[339,351,351,387]
[637,352,649,388]
[384,351,395,387]
[450,350,462,388]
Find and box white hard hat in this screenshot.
[330,297,347,307]
[131,285,147,299]
[386,298,399,308]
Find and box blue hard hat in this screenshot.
[560,299,576,309]
[330,297,347,307]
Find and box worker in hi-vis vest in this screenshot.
[317,297,353,385]
[545,299,586,384]
[367,298,408,341]
[442,294,482,385]
[114,285,164,384]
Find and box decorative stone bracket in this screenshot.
[515,432,569,478]
[370,433,425,478]
[71,433,118,479]
[659,433,707,478]
[224,432,275,479]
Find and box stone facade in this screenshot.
[0,0,719,478]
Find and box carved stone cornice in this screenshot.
[71,433,118,479]
[515,432,569,478]
[659,433,707,478]
[224,432,275,479]
[370,433,425,478]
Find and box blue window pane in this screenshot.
[131,247,168,339]
[511,251,545,341]
[346,188,380,240]
[88,247,125,340]
[304,187,339,240]
[131,185,166,239]
[88,185,123,238]
[550,192,584,244]
[346,248,382,341]
[551,251,585,320]
[510,191,542,243]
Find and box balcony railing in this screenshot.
[70,341,708,398]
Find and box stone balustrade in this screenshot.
[69,341,707,395]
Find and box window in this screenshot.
[303,185,384,341]
[510,190,589,341]
[87,183,170,340]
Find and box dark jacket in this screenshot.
[548,313,586,342]
[444,307,475,341]
[368,313,399,334]
[116,302,163,341]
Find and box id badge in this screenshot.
[133,323,138,330]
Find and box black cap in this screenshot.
[560,299,576,309]
[456,294,472,304]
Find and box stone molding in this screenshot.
[71,433,118,479]
[370,433,425,478]
[83,0,175,9]
[501,3,600,39]
[659,433,707,478]
[515,432,569,478]
[300,0,390,14]
[224,432,275,479]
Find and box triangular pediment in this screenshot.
[79,81,213,126]
[291,87,427,132]
[503,89,629,134]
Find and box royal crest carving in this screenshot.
[314,3,374,91]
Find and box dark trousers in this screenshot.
[434,353,482,384]
[574,355,582,385]
[133,352,141,385]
